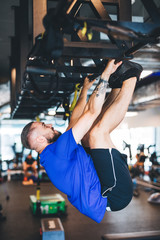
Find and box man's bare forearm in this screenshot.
[93,78,109,97]
[66,78,95,131]
[85,60,122,115]
[75,87,88,111]
[86,77,109,115]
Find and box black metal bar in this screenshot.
[115,41,146,63]
[26,66,56,75]
[141,0,160,23]
[77,17,160,35]
[36,154,41,217]
[19,0,29,90]
[63,46,123,58]
[26,65,103,74]
[56,65,106,73]
[11,3,29,116]
[64,41,113,48]
[118,0,131,21]
[54,0,68,16]
[117,0,132,53]
[10,37,17,112]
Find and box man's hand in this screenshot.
[101,59,122,80]
[83,75,96,90]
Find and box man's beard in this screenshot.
[47,131,62,144]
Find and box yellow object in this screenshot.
[36,189,40,201]
[81,22,93,41]
[81,22,87,36]
[69,83,81,112]
[41,32,45,39]
[87,31,93,41]
[128,165,132,171]
[36,116,40,122]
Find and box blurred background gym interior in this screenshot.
[0,0,160,240]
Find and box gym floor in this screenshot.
[0,179,160,240]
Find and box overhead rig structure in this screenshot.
[10,0,160,119]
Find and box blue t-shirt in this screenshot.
[40,128,107,223]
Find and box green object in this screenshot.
[30,194,66,215]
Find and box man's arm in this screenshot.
[71,60,122,144]
[66,76,96,131]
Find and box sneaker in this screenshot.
[109,60,143,88]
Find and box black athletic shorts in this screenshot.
[84,147,133,211]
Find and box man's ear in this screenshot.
[36,135,46,143]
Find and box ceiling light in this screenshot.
[48,110,56,116]
[11,68,16,85]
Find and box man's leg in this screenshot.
[81,88,120,148]
[82,60,142,148]
[23,162,28,178]
[88,77,136,149]
[86,77,136,211]
[31,161,37,176]
[99,88,121,118]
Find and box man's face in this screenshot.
[32,122,61,144]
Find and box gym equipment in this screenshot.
[102,230,160,240]
[150,152,160,166]
[149,165,160,182]
[30,193,66,215]
[136,178,160,191]
[41,218,65,240]
[132,177,160,198]
[69,83,81,112]
[34,150,41,216]
[137,144,145,152]
[7,169,24,182]
[11,0,160,119]
[123,141,132,161]
[148,192,160,204]
[146,146,160,182]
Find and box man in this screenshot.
[23,151,37,179]
[21,59,142,223]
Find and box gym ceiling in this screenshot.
[0,0,160,120]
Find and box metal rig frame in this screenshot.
[10,0,160,119]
